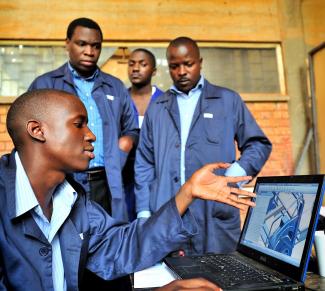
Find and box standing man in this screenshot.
[123,48,164,220]
[135,37,272,254]
[29,18,138,222]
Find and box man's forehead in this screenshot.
[71,26,102,41]
[168,44,199,60]
[47,93,82,108]
[51,100,87,121]
[130,51,149,60]
[175,45,189,55]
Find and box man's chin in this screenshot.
[77,65,96,77]
[70,162,90,173]
[176,84,191,94]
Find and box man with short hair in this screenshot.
[29,17,137,222]
[135,36,272,255]
[123,48,164,220]
[0,89,255,291]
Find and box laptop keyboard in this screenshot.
[178,254,288,288]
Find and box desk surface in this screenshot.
[133,272,325,291]
[305,272,325,290]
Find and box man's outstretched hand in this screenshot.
[175,162,256,215]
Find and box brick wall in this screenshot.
[0,101,294,177]
[247,101,294,177]
[0,104,12,156]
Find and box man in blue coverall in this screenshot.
[124,48,164,221]
[135,36,272,255]
[29,17,137,222]
[0,89,255,291]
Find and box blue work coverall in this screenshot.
[135,79,272,254]
[0,152,197,290]
[29,63,139,221]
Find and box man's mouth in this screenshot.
[80,60,95,66]
[84,147,95,159]
[178,79,190,85]
[130,74,141,79]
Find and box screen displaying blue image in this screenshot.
[241,183,318,267]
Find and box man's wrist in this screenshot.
[175,182,194,215]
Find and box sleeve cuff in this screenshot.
[137,210,151,218]
[225,161,248,187]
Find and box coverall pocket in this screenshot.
[204,117,225,145]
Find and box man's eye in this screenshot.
[74,122,83,128]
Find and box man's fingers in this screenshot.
[229,192,256,207]
[226,175,252,183]
[230,187,256,198]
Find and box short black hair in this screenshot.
[131,48,156,68]
[66,17,103,40]
[167,36,200,57]
[7,89,78,150]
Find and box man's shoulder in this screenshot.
[0,152,15,172]
[0,153,15,201]
[29,63,68,90]
[34,63,67,80]
[204,79,239,97]
[147,90,170,109]
[97,69,125,88]
[153,86,164,97]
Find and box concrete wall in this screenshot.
[0,0,281,41]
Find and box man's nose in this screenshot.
[86,127,96,142]
[133,63,140,71]
[178,65,186,75]
[84,45,94,56]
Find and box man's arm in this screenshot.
[175,162,255,216]
[233,93,272,177]
[86,162,255,279]
[119,89,139,148]
[118,89,139,166]
[134,111,155,217]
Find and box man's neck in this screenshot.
[18,151,66,220]
[130,83,152,98]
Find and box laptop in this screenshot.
[165,175,325,291]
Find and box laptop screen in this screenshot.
[240,180,320,267]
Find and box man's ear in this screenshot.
[65,38,70,52]
[152,67,157,77]
[26,120,46,142]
